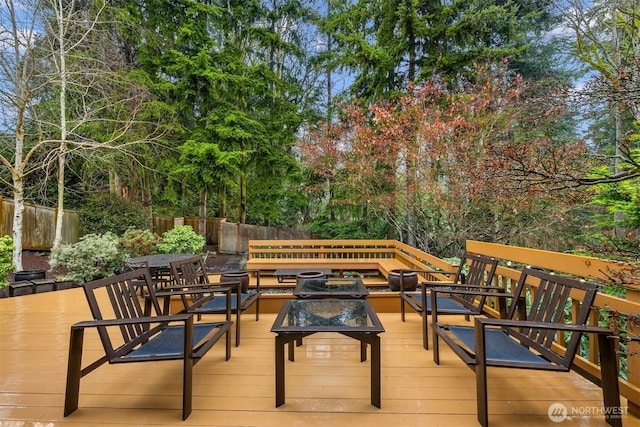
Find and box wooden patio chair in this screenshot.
[400,252,500,349]
[432,266,621,427]
[63,268,232,420]
[168,255,260,347]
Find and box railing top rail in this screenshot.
[467,240,636,285]
[248,239,396,247]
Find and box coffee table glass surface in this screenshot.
[272,299,382,331]
[293,277,369,299]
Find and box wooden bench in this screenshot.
[431,266,622,427]
[64,268,232,420]
[246,239,453,281]
[246,257,382,274]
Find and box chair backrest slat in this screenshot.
[83,269,161,358]
[505,267,598,368]
[170,256,210,304]
[452,253,499,309]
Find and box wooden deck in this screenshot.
[0,288,635,426]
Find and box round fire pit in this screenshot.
[295,271,326,285]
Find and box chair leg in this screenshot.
[235,310,241,347]
[64,327,84,416]
[422,309,429,350]
[432,327,440,365]
[225,324,232,361]
[475,320,489,427]
[598,333,622,427]
[401,296,406,322]
[182,320,194,420]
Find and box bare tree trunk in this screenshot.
[12,167,24,272]
[53,0,67,249]
[199,192,207,237]
[611,0,625,238]
[239,175,247,224]
[5,0,40,272]
[54,145,66,248]
[219,186,227,218]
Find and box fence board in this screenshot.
[0,197,81,250]
[1,196,310,253]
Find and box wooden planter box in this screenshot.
[32,279,56,293]
[9,281,34,297]
[54,280,75,291]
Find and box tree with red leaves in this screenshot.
[300,65,591,257]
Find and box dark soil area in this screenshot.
[1,246,244,298]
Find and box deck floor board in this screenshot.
[0,288,634,426]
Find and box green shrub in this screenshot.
[157,225,205,254]
[79,193,149,235]
[0,235,15,287]
[119,228,160,258]
[49,233,121,283]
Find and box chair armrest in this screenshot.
[163,286,233,319]
[71,313,193,329]
[431,289,508,300]
[431,284,508,292]
[421,280,461,288]
[156,285,232,298]
[474,317,614,335]
[430,286,511,321]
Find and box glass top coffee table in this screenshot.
[293,277,369,299]
[271,299,385,408]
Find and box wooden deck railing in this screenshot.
[466,240,640,417]
[247,238,640,415]
[247,239,453,275]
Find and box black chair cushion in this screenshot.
[124,323,223,359]
[446,325,551,366]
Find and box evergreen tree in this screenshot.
[319,0,561,100]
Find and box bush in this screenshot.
[49,233,121,283]
[119,228,160,258]
[79,193,149,236]
[157,225,205,254]
[0,235,15,287]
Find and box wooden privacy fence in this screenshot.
[0,197,80,250]
[0,196,310,252]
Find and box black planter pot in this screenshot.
[388,269,418,291]
[220,271,250,293]
[14,270,46,282]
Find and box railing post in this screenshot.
[627,287,640,416]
